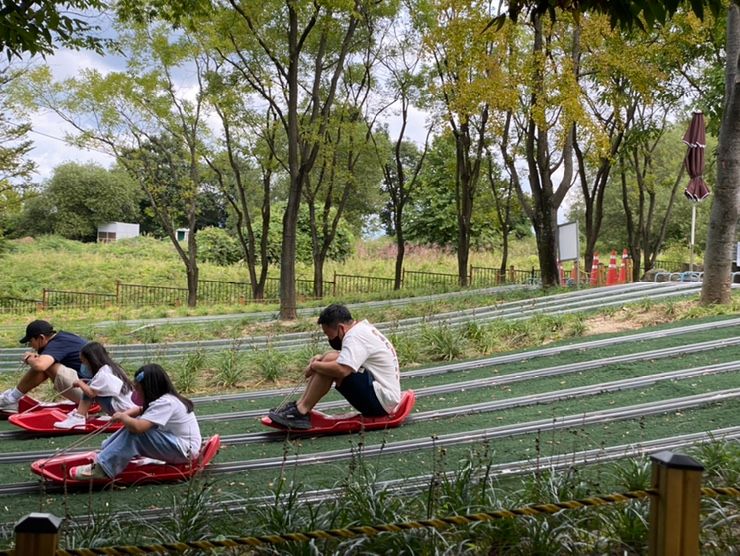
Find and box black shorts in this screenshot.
[336,370,388,417]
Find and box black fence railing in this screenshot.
[0,296,42,314]
[117,283,189,307]
[42,289,117,310]
[334,273,396,295]
[402,269,464,290]
[3,267,544,313]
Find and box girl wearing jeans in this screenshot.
[70,364,202,480]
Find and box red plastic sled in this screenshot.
[31,435,221,486]
[261,390,416,434]
[0,396,100,420]
[9,408,123,435]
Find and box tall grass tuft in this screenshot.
[421,323,467,361]
[251,346,288,384]
[215,342,245,388]
[175,348,207,393]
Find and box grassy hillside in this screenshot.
[0,234,540,299]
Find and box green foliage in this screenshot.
[260,202,355,265]
[215,344,245,388]
[421,323,468,361]
[406,133,500,250]
[0,0,109,59]
[196,227,241,266]
[14,162,141,241]
[250,346,288,383]
[176,348,207,393]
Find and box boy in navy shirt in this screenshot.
[0,320,87,413]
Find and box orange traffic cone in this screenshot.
[619,248,629,284]
[606,250,618,286]
[590,253,600,287]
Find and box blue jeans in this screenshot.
[84,394,114,415]
[96,427,189,478]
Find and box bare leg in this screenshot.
[76,399,91,417]
[16,368,50,394]
[296,374,335,414]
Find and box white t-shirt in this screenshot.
[141,394,202,458]
[336,320,401,413]
[88,364,136,414]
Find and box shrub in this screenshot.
[196,227,241,266]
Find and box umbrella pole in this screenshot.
[690,204,696,273]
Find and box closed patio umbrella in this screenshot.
[682,111,710,272]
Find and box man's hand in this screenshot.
[22,352,36,364]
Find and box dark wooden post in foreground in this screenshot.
[14,513,62,556]
[649,451,704,556]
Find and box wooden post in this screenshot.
[649,451,704,556]
[14,513,62,556]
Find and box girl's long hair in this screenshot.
[134,363,194,413]
[80,341,134,395]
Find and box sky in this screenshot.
[23,46,432,183]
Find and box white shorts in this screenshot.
[52,365,82,403]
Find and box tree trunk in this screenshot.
[394,210,405,290]
[186,262,199,307]
[702,4,740,304]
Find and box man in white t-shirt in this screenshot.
[268,304,401,430]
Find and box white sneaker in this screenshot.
[0,391,18,413]
[54,410,87,429]
[69,463,108,480]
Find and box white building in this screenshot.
[97,222,140,243]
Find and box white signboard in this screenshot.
[737,242,740,264]
[558,222,580,261]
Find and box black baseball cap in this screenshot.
[20,320,55,344]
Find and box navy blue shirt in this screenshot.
[38,331,87,373]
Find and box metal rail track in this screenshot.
[89,285,529,330]
[181,318,740,404]
[0,282,714,370]
[1,388,734,497]
[0,333,736,438]
[2,426,736,536]
[1,360,736,463]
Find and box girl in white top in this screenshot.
[54,341,136,429]
[70,363,202,480]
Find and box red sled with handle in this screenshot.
[31,434,221,486]
[261,390,415,434]
[9,408,122,435]
[0,395,100,420]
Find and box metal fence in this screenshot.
[2,267,543,313]
[334,273,396,295]
[0,296,42,314]
[653,260,690,273]
[402,269,463,290]
[117,283,189,307]
[470,266,541,286]
[42,289,117,310]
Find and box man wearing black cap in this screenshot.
[0,320,88,413]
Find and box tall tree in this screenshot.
[702,3,739,304]
[502,0,738,300]
[0,61,35,229]
[208,0,392,319]
[370,12,430,289]
[17,26,210,305]
[416,0,498,286]
[204,66,278,300]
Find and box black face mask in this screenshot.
[328,335,342,350]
